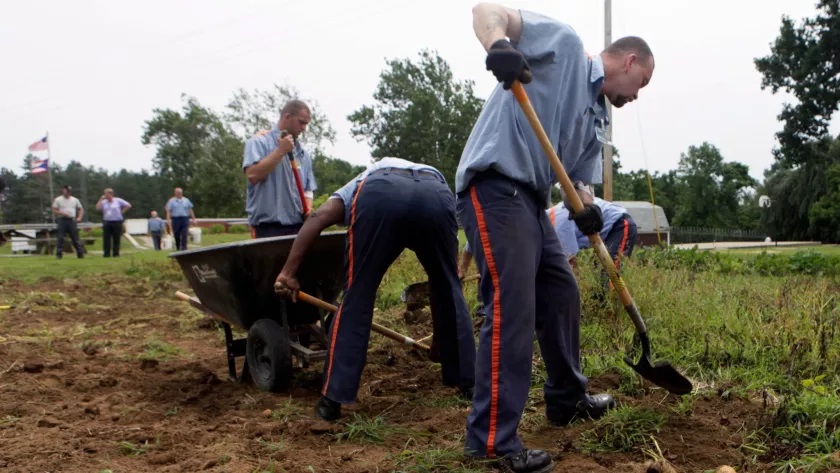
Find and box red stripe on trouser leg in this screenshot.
[322,179,367,396]
[469,186,503,458]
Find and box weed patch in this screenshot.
[577,406,666,453]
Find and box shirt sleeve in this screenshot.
[243,137,266,170]
[330,172,364,207]
[186,198,194,209]
[119,198,131,208]
[514,10,584,64]
[52,198,59,209]
[304,152,317,192]
[75,198,83,210]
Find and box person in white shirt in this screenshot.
[51,185,85,259]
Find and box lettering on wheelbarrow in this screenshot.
[191,264,219,283]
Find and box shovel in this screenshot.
[274,284,432,353]
[400,274,480,303]
[510,81,692,395]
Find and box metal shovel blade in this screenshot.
[624,333,693,395]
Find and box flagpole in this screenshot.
[46,131,55,223]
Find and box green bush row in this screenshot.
[632,246,840,277]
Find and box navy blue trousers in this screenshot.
[171,217,190,251]
[457,171,588,458]
[603,214,638,265]
[321,169,477,403]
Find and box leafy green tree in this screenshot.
[311,152,367,196]
[141,95,226,187]
[348,50,485,190]
[672,143,756,228]
[755,1,840,241]
[141,96,247,217]
[755,1,840,165]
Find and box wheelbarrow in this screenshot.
[169,231,429,393]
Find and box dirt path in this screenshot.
[0,277,773,472]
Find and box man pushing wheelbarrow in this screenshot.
[274,157,477,422]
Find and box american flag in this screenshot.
[28,136,48,152]
[30,158,49,175]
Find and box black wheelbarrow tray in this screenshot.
[169,231,351,393]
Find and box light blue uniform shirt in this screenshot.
[166,197,193,218]
[549,197,629,256]
[148,217,166,232]
[330,157,444,226]
[456,10,609,206]
[100,198,130,222]
[243,126,317,227]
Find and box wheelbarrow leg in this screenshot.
[220,321,248,383]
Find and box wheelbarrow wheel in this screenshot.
[246,318,292,392]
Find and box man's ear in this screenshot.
[625,53,637,71]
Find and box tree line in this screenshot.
[1,3,837,242]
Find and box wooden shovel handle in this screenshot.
[296,291,431,352]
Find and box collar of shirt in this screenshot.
[588,55,609,128]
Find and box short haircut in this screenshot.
[281,100,310,117]
[605,36,653,67]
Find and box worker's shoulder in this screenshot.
[519,9,584,48]
[244,131,274,149]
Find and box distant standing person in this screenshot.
[96,188,131,258]
[51,185,85,259]
[165,187,196,251]
[147,210,167,251]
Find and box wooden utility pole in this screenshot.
[603,0,614,200]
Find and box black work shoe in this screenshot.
[548,393,616,426]
[498,449,554,473]
[314,396,341,421]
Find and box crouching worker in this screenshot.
[549,197,638,287]
[274,157,477,422]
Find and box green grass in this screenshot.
[138,337,184,361]
[335,414,414,445]
[576,406,667,453]
[392,447,490,473]
[0,233,250,283]
[722,244,840,257]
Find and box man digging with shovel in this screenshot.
[456,3,655,472]
[274,157,477,422]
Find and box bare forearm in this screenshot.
[281,200,344,277]
[282,218,329,277]
[245,148,286,184]
[472,2,523,50]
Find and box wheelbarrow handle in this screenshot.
[509,81,647,337]
[295,291,431,352]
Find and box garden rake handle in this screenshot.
[510,81,648,337]
[294,290,431,352]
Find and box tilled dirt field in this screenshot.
[0,276,777,472]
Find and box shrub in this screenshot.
[208,224,225,234]
[228,224,250,234]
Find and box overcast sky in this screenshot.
[1,0,833,182]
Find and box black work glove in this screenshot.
[485,39,532,90]
[569,203,604,235]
